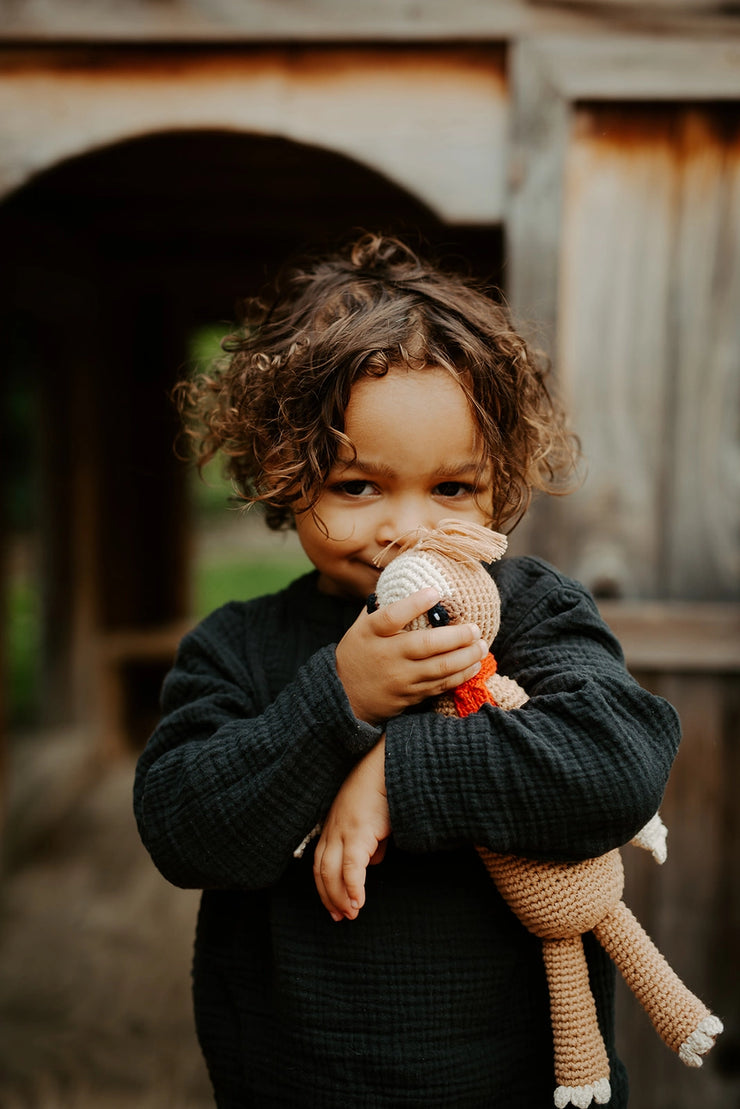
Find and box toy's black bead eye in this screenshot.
[366,592,379,614]
[427,602,450,628]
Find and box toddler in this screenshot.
[134,233,680,1107]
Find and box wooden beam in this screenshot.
[1,0,739,42]
[524,36,740,101]
[598,601,740,670]
[0,47,508,223]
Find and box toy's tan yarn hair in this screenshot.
[373,519,508,570]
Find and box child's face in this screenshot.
[294,366,494,599]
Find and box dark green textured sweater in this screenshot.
[134,557,681,1108]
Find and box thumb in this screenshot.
[368,839,388,866]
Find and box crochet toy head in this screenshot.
[370,519,508,642]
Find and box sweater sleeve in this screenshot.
[384,557,681,862]
[133,601,378,891]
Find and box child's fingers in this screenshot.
[434,655,490,693]
[313,840,345,920]
[369,839,388,866]
[371,588,441,636]
[340,852,368,918]
[371,589,489,664]
[405,622,487,662]
[313,836,368,921]
[406,642,490,698]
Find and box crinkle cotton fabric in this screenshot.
[134,557,681,1108]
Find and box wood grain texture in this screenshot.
[667,110,740,599]
[523,36,740,101]
[0,47,507,223]
[618,671,740,1109]
[553,105,740,601]
[556,108,677,595]
[598,601,740,670]
[1,0,739,40]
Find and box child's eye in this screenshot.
[434,482,475,499]
[333,480,375,497]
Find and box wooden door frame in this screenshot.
[506,36,740,623]
[506,35,740,358]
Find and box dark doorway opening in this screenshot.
[0,128,503,747]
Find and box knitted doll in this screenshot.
[369,519,722,1109]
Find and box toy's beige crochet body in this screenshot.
[373,520,722,1109]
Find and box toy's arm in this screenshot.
[485,671,529,711]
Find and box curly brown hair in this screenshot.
[175,232,579,531]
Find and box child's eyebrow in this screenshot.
[335,456,485,479]
[333,456,394,477]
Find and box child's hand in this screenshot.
[336,587,488,726]
[313,738,390,921]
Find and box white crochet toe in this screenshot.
[554,1078,611,1107]
[679,1015,724,1067]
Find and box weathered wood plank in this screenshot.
[618,671,738,1109]
[598,601,740,670]
[0,0,534,40]
[549,108,678,594]
[504,40,740,586]
[1,0,739,41]
[506,38,571,348]
[541,104,740,601]
[96,626,188,756]
[667,109,740,599]
[528,36,740,101]
[503,39,573,563]
[0,47,507,223]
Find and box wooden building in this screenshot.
[0,3,739,1106]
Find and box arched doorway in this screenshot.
[0,129,503,748]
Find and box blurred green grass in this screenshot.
[194,554,311,618]
[187,458,311,616]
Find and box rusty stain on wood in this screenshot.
[572,103,740,162]
[0,44,507,83]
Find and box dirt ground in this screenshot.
[0,728,213,1109]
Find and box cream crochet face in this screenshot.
[373,521,507,642]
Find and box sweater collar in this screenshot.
[284,571,365,634]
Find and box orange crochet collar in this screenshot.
[453,653,498,718]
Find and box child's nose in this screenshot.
[375,499,433,547]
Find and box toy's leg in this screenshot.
[542,936,612,1107]
[593,901,722,1065]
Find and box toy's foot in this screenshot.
[554,1078,611,1107]
[679,1016,723,1067]
[630,812,668,864]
